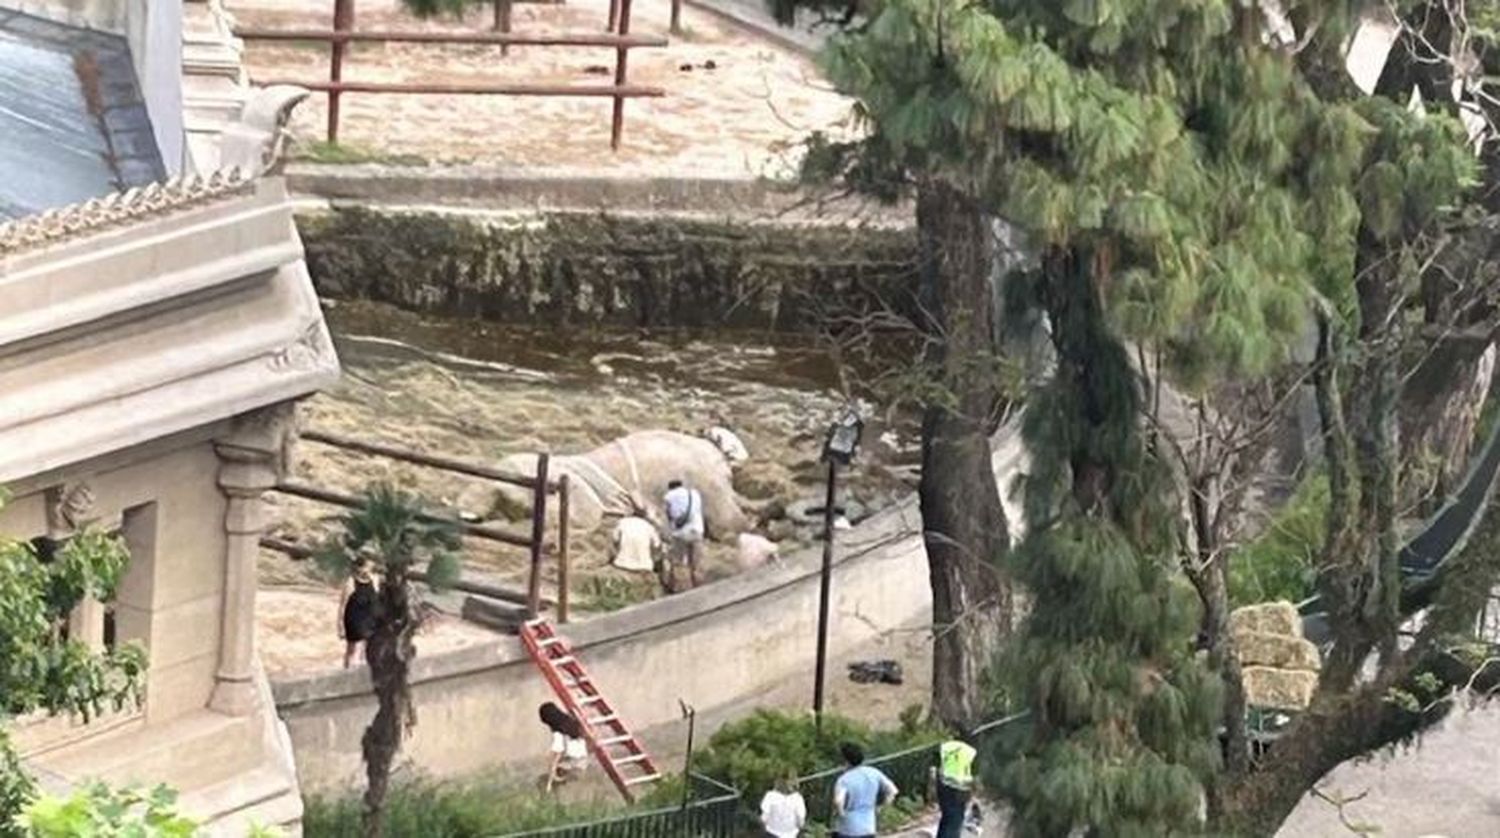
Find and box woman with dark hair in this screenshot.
[539,702,589,790]
[337,559,380,669]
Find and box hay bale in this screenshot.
[1243,666,1318,711]
[1230,601,1302,638]
[1234,630,1321,672]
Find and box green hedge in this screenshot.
[302,779,622,838]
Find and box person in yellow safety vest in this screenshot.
[932,734,977,838]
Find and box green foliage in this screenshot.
[15,784,196,838]
[801,0,1479,831]
[313,482,462,586]
[0,732,33,835]
[690,708,944,803]
[293,141,430,167]
[302,777,621,838]
[577,574,658,612]
[1227,475,1330,608]
[0,497,149,834]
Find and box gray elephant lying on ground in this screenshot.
[488,430,750,539]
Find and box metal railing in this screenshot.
[495,773,741,838]
[234,0,667,149]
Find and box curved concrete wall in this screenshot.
[272,498,932,794]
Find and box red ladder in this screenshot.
[518,618,662,801]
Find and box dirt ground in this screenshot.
[228,0,858,176]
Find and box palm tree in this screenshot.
[316,483,461,837]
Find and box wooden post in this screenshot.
[610,0,634,150]
[669,0,682,36]
[493,0,513,57]
[607,0,620,33]
[558,475,571,624]
[527,453,551,618]
[328,0,354,143]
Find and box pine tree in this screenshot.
[803,0,1478,833]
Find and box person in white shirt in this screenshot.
[759,772,807,838]
[611,502,662,573]
[661,479,705,592]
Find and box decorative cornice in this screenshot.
[0,168,254,256]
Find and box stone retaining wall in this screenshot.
[295,204,918,331]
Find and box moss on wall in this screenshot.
[297,206,918,331]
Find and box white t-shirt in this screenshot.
[759,789,806,838]
[550,732,587,763]
[612,516,661,572]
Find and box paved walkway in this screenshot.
[1277,703,1500,837]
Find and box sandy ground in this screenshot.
[228,0,858,176]
[258,587,502,677]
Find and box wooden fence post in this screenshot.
[558,475,571,624]
[493,0,513,56]
[328,0,355,143]
[670,0,682,36]
[527,453,551,618]
[610,0,634,150]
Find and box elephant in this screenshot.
[487,430,751,540]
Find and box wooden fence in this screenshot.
[262,428,573,623]
[234,0,668,149]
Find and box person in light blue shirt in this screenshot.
[661,479,705,592]
[831,742,898,838]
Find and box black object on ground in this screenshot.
[848,659,903,685]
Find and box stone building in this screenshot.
[1,1,335,833]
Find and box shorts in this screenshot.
[668,532,703,563]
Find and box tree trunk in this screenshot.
[1186,478,1251,780]
[361,578,418,837]
[915,178,1012,731]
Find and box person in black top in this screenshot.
[338,559,380,669]
[539,702,589,791]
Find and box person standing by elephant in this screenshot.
[662,479,705,592]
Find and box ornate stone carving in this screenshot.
[0,169,253,256]
[44,482,97,538]
[267,320,330,376]
[215,403,297,486]
[219,85,311,177]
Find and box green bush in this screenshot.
[1227,474,1328,608]
[302,777,621,838]
[16,783,197,838]
[691,707,944,805]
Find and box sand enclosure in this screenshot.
[228,0,859,176]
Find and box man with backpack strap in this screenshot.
[661,478,704,592]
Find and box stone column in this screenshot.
[209,405,293,716]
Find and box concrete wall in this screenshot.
[272,498,931,794]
